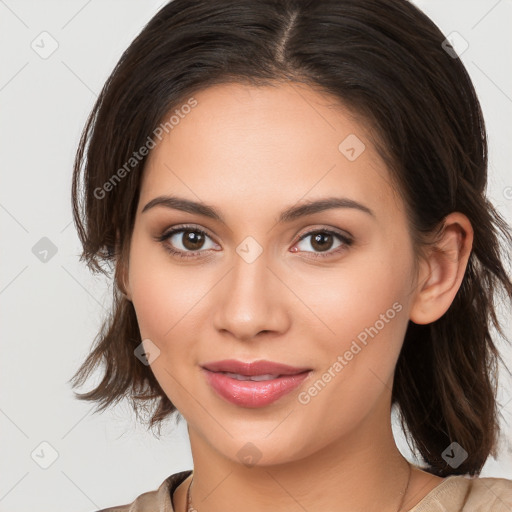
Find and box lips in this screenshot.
[201,359,312,408]
[201,359,311,377]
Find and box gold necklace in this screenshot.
[185,462,412,512]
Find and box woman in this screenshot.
[70,0,512,510]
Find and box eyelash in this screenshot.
[155,224,353,260]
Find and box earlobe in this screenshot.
[123,278,132,302]
[409,212,473,325]
[115,261,132,301]
[114,234,132,301]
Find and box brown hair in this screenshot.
[70,0,512,477]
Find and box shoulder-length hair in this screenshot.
[70,0,512,477]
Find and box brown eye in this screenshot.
[294,229,353,258]
[157,225,219,258]
[310,232,335,252]
[180,230,206,251]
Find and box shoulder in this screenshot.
[410,475,512,512]
[463,476,512,511]
[93,470,192,512]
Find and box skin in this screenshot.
[122,82,473,512]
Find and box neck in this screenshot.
[183,401,416,512]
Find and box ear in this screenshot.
[114,229,132,301]
[115,260,132,301]
[409,212,473,324]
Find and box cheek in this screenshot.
[293,267,410,437]
[127,229,204,340]
[299,248,412,343]
[299,244,413,395]
[128,243,170,349]
[131,273,206,351]
[127,239,205,407]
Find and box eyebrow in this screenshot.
[141,195,375,223]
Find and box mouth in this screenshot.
[201,359,312,408]
[201,359,311,376]
[211,372,293,381]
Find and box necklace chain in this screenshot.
[185,462,412,512]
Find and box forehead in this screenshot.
[139,82,402,221]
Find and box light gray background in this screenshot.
[1,1,511,510]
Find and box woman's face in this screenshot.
[125,82,420,464]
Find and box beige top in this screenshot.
[97,469,512,512]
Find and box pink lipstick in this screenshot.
[201,359,312,408]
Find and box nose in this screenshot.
[212,249,291,342]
